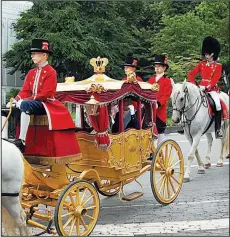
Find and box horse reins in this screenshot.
[172,86,208,139]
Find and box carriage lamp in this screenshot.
[85,95,99,115]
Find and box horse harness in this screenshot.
[172,86,212,139]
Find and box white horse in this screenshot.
[171,82,229,182]
[2,139,30,236]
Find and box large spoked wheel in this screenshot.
[54,180,100,236]
[150,139,184,205]
[94,180,120,197]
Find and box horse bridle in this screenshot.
[172,86,207,126]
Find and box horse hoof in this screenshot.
[197,169,205,174]
[204,163,211,169]
[216,163,223,167]
[183,177,190,183]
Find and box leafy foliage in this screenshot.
[6,88,20,103]
[3,1,229,85]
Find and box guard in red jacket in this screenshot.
[122,53,143,82]
[148,55,172,146]
[3,39,74,152]
[188,36,223,138]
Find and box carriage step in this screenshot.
[122,192,143,201]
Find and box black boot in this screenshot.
[215,111,223,139]
[11,139,26,153]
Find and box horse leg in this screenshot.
[2,196,30,236]
[184,136,193,182]
[217,122,228,167]
[195,149,205,173]
[204,133,213,169]
[184,134,204,182]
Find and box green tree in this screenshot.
[3,1,144,81]
[6,88,20,103]
[150,2,229,82]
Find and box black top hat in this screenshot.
[123,53,139,69]
[202,36,220,61]
[28,39,53,54]
[154,55,169,70]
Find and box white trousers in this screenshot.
[208,91,221,111]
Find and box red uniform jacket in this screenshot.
[148,75,172,123]
[122,76,143,82]
[15,64,74,130]
[188,61,222,92]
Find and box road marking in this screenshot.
[177,139,207,143]
[190,161,229,168]
[101,199,229,209]
[92,218,229,235]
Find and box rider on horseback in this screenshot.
[188,36,223,139]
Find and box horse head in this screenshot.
[171,80,200,124]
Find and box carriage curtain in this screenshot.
[55,83,157,105]
[89,105,111,150]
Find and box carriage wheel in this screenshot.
[94,180,120,197]
[150,139,184,205]
[54,180,100,236]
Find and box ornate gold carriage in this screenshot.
[5,57,184,236]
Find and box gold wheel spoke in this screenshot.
[155,174,165,186]
[85,205,96,210]
[167,177,171,199]
[76,217,80,236]
[63,215,75,229]
[75,187,79,206]
[80,188,88,205]
[80,216,88,230]
[168,145,173,161]
[163,176,167,198]
[156,159,165,170]
[68,217,76,236]
[160,151,165,164]
[85,214,95,220]
[82,195,93,206]
[155,170,165,173]
[168,176,176,193]
[69,193,76,208]
[170,175,180,185]
[158,176,166,194]
[168,152,177,167]
[170,159,181,169]
[61,211,74,218]
[164,145,169,167]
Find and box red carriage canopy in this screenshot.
[55,57,158,150]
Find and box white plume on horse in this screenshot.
[2,140,31,236]
[171,81,229,182]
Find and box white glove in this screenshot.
[6,98,17,108]
[16,99,23,109]
[128,105,135,115]
[199,85,206,91]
